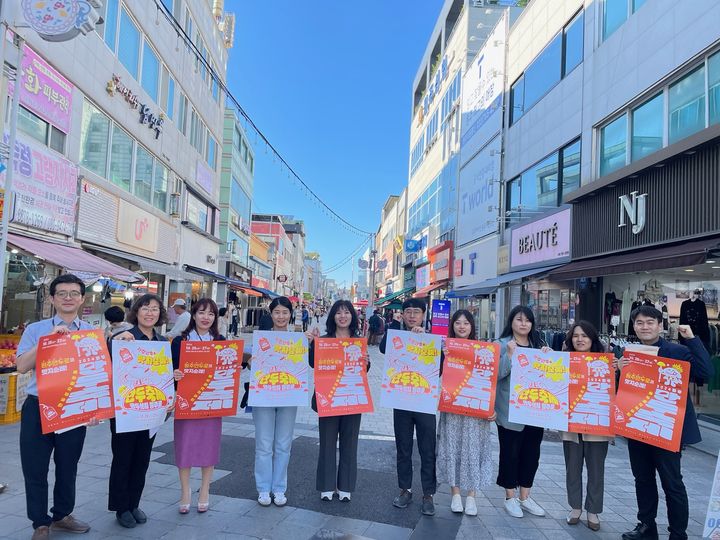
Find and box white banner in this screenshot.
[704,453,720,538]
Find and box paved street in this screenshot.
[0,326,716,539]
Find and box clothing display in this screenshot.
[680,297,710,347]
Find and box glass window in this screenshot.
[560,139,581,198]
[231,179,252,226]
[669,65,706,144]
[103,0,118,51]
[212,77,219,102]
[109,127,133,191]
[154,162,168,212]
[510,76,525,125]
[600,113,627,176]
[632,93,663,161]
[524,34,562,111]
[632,0,646,11]
[563,11,583,76]
[18,106,48,144]
[134,145,153,204]
[80,101,110,177]
[178,93,188,134]
[533,153,559,209]
[141,42,160,102]
[184,10,193,54]
[603,0,628,41]
[187,191,209,232]
[167,77,175,120]
[49,126,66,154]
[708,51,720,126]
[207,136,217,169]
[160,0,173,13]
[118,9,140,79]
[248,154,254,174]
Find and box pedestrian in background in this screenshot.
[217,306,229,338]
[165,298,191,340]
[437,310,495,517]
[367,309,384,346]
[104,305,132,340]
[229,301,239,337]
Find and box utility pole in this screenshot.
[368,233,377,319]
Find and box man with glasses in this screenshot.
[16,274,95,539]
[379,298,438,516]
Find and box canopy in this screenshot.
[374,286,415,306]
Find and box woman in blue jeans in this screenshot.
[251,296,298,507]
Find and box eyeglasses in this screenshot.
[139,306,161,314]
[403,309,424,316]
[54,291,82,299]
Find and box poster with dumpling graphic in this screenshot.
[380,330,442,414]
[249,331,309,407]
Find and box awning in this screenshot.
[252,286,279,299]
[8,234,144,283]
[548,237,720,281]
[353,299,369,306]
[413,282,447,298]
[83,244,195,281]
[183,264,229,283]
[374,286,415,306]
[446,284,497,298]
[232,286,263,297]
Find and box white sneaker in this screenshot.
[465,496,477,516]
[337,490,351,502]
[519,496,546,517]
[257,492,271,506]
[320,491,333,501]
[273,492,287,506]
[450,493,463,513]
[504,497,524,518]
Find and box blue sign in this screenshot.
[431,299,451,335]
[404,239,420,253]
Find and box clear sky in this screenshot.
[225,1,444,289]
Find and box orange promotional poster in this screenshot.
[314,338,374,417]
[567,352,615,436]
[439,339,499,418]
[175,340,244,419]
[613,351,689,452]
[36,330,114,434]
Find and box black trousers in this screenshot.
[496,424,544,490]
[628,438,688,539]
[20,395,87,529]
[316,414,361,492]
[393,409,436,495]
[108,419,156,513]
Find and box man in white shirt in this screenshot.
[165,298,191,339]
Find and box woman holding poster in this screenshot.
[109,294,169,529]
[495,306,547,519]
[171,299,225,514]
[561,321,611,531]
[437,310,495,517]
[307,300,369,502]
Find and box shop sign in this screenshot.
[510,208,571,269]
[0,132,77,235]
[457,137,501,245]
[116,200,159,252]
[106,75,163,139]
[454,259,463,277]
[18,0,101,42]
[82,180,100,195]
[403,268,416,288]
[277,274,288,283]
[453,236,498,288]
[206,254,216,264]
[252,276,270,289]
[431,299,451,335]
[497,244,510,274]
[416,264,430,290]
[618,191,647,235]
[196,160,214,196]
[428,241,453,283]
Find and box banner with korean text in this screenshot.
[613,351,689,452]
[509,349,570,431]
[314,338,373,417]
[249,331,309,407]
[439,339,499,418]
[175,340,244,419]
[703,453,720,538]
[36,330,114,434]
[568,352,615,437]
[112,341,174,433]
[380,330,442,414]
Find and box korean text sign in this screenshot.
[568,352,615,436]
[175,340,244,419]
[36,330,114,434]
[439,339,499,418]
[249,331,309,407]
[112,341,174,433]
[314,338,373,417]
[380,330,442,414]
[430,300,451,336]
[614,351,689,452]
[509,349,570,431]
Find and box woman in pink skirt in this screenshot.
[172,298,225,514]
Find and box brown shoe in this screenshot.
[587,512,601,531]
[50,514,90,533]
[31,526,49,540]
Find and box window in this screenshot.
[440,71,461,120]
[178,93,188,134]
[186,190,215,234]
[18,106,48,144]
[510,76,525,125]
[632,93,663,161]
[103,0,118,51]
[600,114,627,176]
[710,51,720,126]
[49,126,65,154]
[212,76,219,102]
[160,0,173,12]
[80,101,110,177]
[426,110,439,145]
[160,66,174,119]
[562,11,583,77]
[207,136,217,169]
[154,163,169,212]
[603,0,627,41]
[247,154,254,174]
[134,145,153,203]
[240,138,248,161]
[141,42,160,102]
[231,179,252,228]
[669,65,706,144]
[118,9,140,79]
[184,9,193,54]
[560,139,581,198]
[524,34,562,112]
[410,135,425,176]
[109,126,133,191]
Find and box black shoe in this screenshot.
[622,522,659,540]
[131,508,147,524]
[422,495,435,516]
[116,511,136,528]
[392,489,412,508]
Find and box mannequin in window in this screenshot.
[679,289,710,349]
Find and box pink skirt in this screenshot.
[174,417,222,468]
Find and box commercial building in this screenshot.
[251,214,294,296]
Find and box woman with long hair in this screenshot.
[437,310,495,516]
[252,296,298,507]
[495,305,547,519]
[562,320,611,532]
[171,298,224,514]
[307,300,369,502]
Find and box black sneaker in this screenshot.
[392,489,412,508]
[116,511,137,528]
[422,495,435,516]
[622,522,659,540]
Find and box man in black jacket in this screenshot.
[379,298,437,516]
[622,306,713,540]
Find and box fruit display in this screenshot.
[0,335,20,372]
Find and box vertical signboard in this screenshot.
[431,300,451,335]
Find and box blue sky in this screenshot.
[226,1,443,289]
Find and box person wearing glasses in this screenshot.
[109,294,169,529]
[15,275,95,540]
